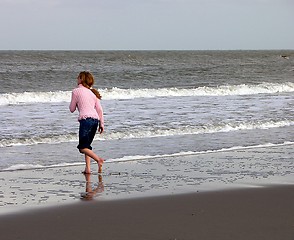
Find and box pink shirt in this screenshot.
[69,84,104,127]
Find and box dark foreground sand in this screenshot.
[0,185,293,240]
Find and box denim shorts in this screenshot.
[77,118,99,151]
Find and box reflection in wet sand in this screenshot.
[80,174,104,201]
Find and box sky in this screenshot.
[0,0,293,50]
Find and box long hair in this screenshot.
[78,71,102,99]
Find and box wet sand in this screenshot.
[0,145,293,239]
[0,185,294,240]
[1,144,294,210]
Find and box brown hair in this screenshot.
[78,71,102,99]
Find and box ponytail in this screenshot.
[90,88,102,100]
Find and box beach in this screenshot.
[1,185,294,240]
[0,144,294,239]
[0,50,293,239]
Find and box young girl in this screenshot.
[69,71,104,174]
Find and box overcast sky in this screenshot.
[0,0,293,50]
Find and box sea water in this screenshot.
[0,50,293,171]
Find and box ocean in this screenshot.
[0,50,293,173]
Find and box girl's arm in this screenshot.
[95,99,104,128]
[69,91,77,113]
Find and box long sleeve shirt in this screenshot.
[69,84,104,128]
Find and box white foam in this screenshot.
[0,120,293,147]
[106,141,294,163]
[2,164,45,171]
[2,162,85,171]
[2,141,293,172]
[1,82,293,105]
[0,91,71,105]
[105,120,294,140]
[0,134,79,148]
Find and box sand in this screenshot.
[0,145,293,239]
[0,185,294,240]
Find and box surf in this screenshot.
[0,82,293,105]
[2,141,293,172]
[1,120,293,148]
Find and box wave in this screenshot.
[1,120,293,147]
[1,162,85,172]
[106,120,294,140]
[2,141,293,172]
[0,134,79,148]
[1,82,293,105]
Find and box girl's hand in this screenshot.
[98,125,104,134]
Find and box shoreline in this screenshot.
[1,144,294,214]
[0,143,293,239]
[1,184,293,240]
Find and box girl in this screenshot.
[69,71,104,174]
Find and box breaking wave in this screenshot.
[1,120,293,148]
[1,82,293,105]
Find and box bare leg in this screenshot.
[80,148,104,173]
[83,154,91,174]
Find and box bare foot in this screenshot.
[98,165,102,174]
[97,158,104,174]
